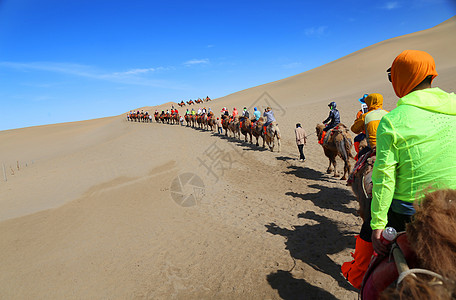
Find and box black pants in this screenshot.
[298,144,305,160]
[387,209,412,232]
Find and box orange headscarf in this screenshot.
[391,50,438,98]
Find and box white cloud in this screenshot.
[383,2,400,10]
[114,67,156,76]
[184,58,210,66]
[0,61,181,89]
[305,26,328,37]
[207,44,215,48]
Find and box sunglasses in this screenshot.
[387,67,392,82]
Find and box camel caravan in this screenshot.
[177,96,211,107]
[126,110,152,123]
[126,64,456,299]
[182,106,281,152]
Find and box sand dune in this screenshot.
[1,17,455,299]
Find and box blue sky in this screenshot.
[0,0,455,130]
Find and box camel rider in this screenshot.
[232,107,238,117]
[351,93,388,158]
[253,107,261,121]
[166,109,169,115]
[186,109,189,115]
[171,108,174,115]
[242,107,250,118]
[202,107,207,114]
[197,108,202,115]
[191,109,196,116]
[222,107,229,117]
[319,101,340,144]
[370,50,456,256]
[342,93,388,289]
[353,94,369,157]
[263,107,276,134]
[175,108,179,115]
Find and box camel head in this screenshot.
[316,124,325,138]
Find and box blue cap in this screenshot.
[358,93,368,103]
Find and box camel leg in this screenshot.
[332,156,338,177]
[327,159,333,174]
[341,160,351,180]
[277,136,281,153]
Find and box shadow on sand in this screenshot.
[266,211,358,298]
[267,270,338,300]
[285,183,357,216]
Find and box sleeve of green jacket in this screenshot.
[370,117,398,230]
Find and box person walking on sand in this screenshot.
[370,50,456,256]
[216,117,223,134]
[295,123,306,161]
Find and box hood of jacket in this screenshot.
[398,87,456,115]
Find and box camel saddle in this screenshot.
[322,126,340,146]
[361,233,418,300]
[347,151,375,196]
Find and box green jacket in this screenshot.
[371,87,456,230]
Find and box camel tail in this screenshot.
[337,136,350,162]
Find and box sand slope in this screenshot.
[1,17,455,299]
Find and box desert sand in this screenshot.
[1,17,455,299]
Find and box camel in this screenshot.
[187,100,194,105]
[196,114,205,129]
[207,116,216,131]
[184,114,192,126]
[348,149,375,221]
[178,101,185,107]
[154,112,160,123]
[205,113,216,131]
[228,116,241,139]
[315,123,354,180]
[252,117,266,147]
[171,113,179,125]
[264,121,281,152]
[362,189,456,300]
[221,115,230,136]
[191,115,197,127]
[240,117,253,143]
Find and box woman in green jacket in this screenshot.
[371,50,456,255]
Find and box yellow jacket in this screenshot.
[350,93,388,148]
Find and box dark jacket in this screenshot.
[323,108,340,128]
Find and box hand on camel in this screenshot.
[372,229,388,256]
